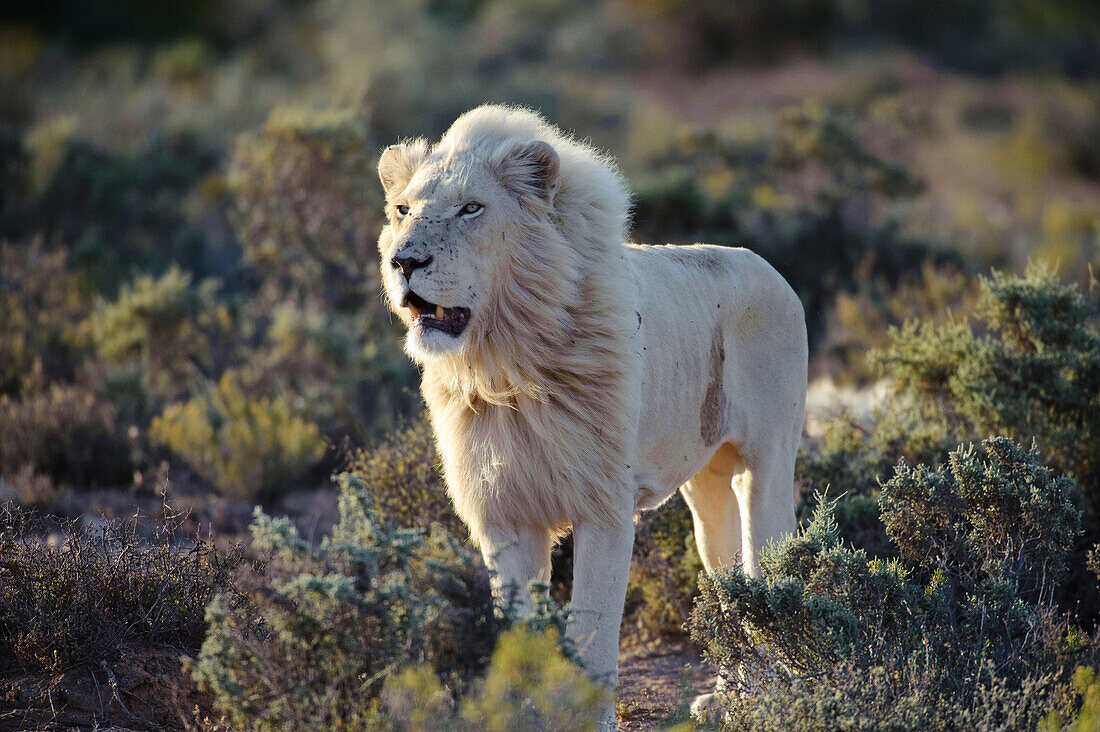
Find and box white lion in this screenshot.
[377,105,807,729]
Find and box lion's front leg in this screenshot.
[478,525,553,617]
[570,514,635,731]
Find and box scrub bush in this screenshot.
[190,472,504,728]
[0,242,88,396]
[228,104,416,440]
[4,134,224,295]
[0,505,244,675]
[345,415,462,536]
[800,266,1100,562]
[191,470,611,730]
[383,626,611,732]
[626,493,703,641]
[871,265,1100,514]
[690,438,1095,731]
[0,378,132,490]
[629,101,954,345]
[87,265,231,401]
[819,262,981,384]
[151,370,326,501]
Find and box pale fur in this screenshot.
[377,105,808,730]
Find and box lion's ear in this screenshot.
[493,140,561,210]
[378,140,429,198]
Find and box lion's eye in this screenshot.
[458,202,484,218]
[395,204,409,219]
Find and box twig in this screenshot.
[90,664,105,721]
[100,660,166,732]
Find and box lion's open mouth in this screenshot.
[403,291,471,337]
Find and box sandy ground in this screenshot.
[617,638,713,731]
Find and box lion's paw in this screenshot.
[690,691,724,723]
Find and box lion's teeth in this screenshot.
[435,305,444,319]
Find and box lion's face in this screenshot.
[377,139,560,362]
[378,162,507,358]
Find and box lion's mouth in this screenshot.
[403,291,471,337]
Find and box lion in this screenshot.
[377,105,807,729]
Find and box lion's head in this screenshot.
[376,105,631,400]
[377,131,560,359]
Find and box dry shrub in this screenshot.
[0,505,245,677]
[0,464,57,509]
[383,626,612,731]
[228,105,381,297]
[819,261,981,383]
[227,104,416,439]
[86,265,231,401]
[0,374,132,490]
[800,266,1100,603]
[191,472,504,729]
[625,493,702,642]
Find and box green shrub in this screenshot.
[87,265,231,401]
[228,104,416,439]
[152,37,216,82]
[801,266,1100,554]
[713,655,1080,732]
[1042,666,1100,731]
[151,369,326,501]
[871,265,1100,511]
[628,102,953,345]
[382,626,611,731]
[4,134,224,295]
[345,415,463,535]
[626,493,703,641]
[819,262,981,384]
[191,471,613,730]
[689,438,1094,731]
[190,472,504,729]
[881,439,1079,598]
[254,296,413,441]
[228,105,380,285]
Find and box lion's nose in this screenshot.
[391,255,433,281]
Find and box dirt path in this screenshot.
[617,639,713,731]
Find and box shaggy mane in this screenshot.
[417,105,636,536]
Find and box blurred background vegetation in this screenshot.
[1,0,1099,728]
[1,0,1096,510]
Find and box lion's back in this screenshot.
[626,242,807,489]
[625,243,801,325]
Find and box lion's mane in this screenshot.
[418,106,636,540]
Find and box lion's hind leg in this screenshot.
[679,442,744,574]
[679,442,744,719]
[732,435,799,577]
